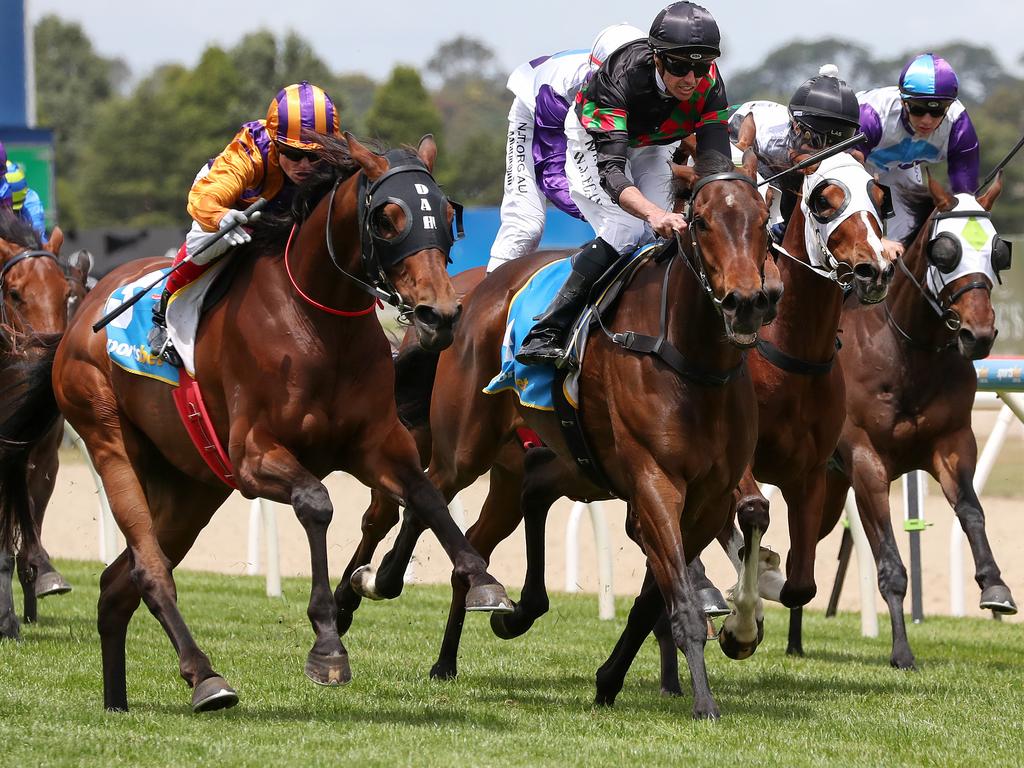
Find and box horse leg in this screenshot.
[594,566,664,706]
[348,421,511,613]
[235,426,349,686]
[431,451,529,680]
[719,490,770,659]
[652,557,717,698]
[932,433,1016,614]
[334,490,401,635]
[788,465,852,657]
[489,447,560,640]
[0,550,19,640]
[778,468,828,608]
[22,424,72,605]
[848,459,915,669]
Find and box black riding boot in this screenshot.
[516,238,619,367]
[147,288,182,367]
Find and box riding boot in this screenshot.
[515,238,619,367]
[147,288,182,368]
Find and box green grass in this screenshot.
[3,561,1022,767]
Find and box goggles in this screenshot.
[903,99,950,118]
[277,144,322,163]
[659,53,713,78]
[790,119,859,152]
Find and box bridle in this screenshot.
[0,248,61,332]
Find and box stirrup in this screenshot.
[148,328,182,368]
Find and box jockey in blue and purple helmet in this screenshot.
[856,53,980,257]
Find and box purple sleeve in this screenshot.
[856,103,882,158]
[947,110,980,194]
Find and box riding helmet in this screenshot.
[265,81,341,151]
[789,65,861,143]
[899,53,959,101]
[648,2,721,60]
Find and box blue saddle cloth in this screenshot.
[103,268,181,386]
[483,257,573,411]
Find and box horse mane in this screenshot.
[672,149,736,201]
[0,209,42,251]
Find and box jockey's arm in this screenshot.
[946,109,981,195]
[186,137,262,232]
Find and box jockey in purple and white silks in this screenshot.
[857,53,980,257]
[516,1,732,367]
[729,65,861,240]
[487,23,646,272]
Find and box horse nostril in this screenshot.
[958,328,976,347]
[413,304,443,330]
[720,291,740,314]
[881,262,895,282]
[753,291,768,312]
[853,263,879,282]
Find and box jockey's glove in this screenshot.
[219,209,252,246]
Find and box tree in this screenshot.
[364,66,444,148]
[425,36,502,86]
[332,73,377,136]
[33,15,127,228]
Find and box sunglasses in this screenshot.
[659,54,713,78]
[791,122,858,152]
[904,100,949,118]
[277,144,322,163]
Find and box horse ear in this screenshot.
[673,135,697,164]
[66,249,93,284]
[977,171,1003,212]
[47,227,64,256]
[417,134,438,173]
[740,148,759,182]
[735,114,755,151]
[344,131,388,181]
[926,169,956,212]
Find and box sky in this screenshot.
[28,0,1024,84]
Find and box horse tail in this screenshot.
[0,346,60,553]
[393,343,440,431]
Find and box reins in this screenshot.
[283,221,380,317]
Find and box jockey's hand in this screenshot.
[219,209,251,247]
[648,209,689,239]
[881,237,904,261]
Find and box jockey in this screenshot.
[516,1,732,366]
[856,53,980,258]
[729,65,860,238]
[149,81,341,362]
[487,23,646,273]
[5,161,49,244]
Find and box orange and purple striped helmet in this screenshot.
[265,81,340,151]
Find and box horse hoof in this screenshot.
[305,651,352,686]
[698,586,731,618]
[692,705,721,721]
[890,656,917,671]
[429,660,457,681]
[192,676,238,713]
[718,628,757,660]
[785,644,804,657]
[465,583,514,613]
[35,571,72,599]
[350,565,383,601]
[980,585,1018,615]
[490,604,538,639]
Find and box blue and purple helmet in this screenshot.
[899,53,959,101]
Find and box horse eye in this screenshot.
[370,209,396,239]
[8,288,22,303]
[694,217,710,232]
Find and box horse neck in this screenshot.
[772,208,844,362]
[886,235,952,348]
[284,176,379,325]
[664,250,746,374]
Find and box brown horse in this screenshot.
[52,134,510,712]
[787,174,1015,668]
[342,150,781,719]
[0,214,76,639]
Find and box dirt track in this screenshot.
[42,431,1022,624]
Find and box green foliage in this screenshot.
[364,66,444,149]
[4,560,1024,767]
[332,73,377,136]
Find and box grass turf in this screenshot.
[2,559,1021,767]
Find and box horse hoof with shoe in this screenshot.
[191,676,238,713]
[305,651,352,686]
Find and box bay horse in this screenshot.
[343,150,781,719]
[0,213,76,639]
[787,173,1016,668]
[52,134,511,712]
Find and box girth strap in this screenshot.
[755,337,840,376]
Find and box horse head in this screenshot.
[671,149,780,347]
[903,172,1006,359]
[0,214,70,344]
[797,151,894,304]
[345,133,462,352]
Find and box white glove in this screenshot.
[218,209,251,246]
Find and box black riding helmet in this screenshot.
[648,1,721,60]
[789,66,861,148]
